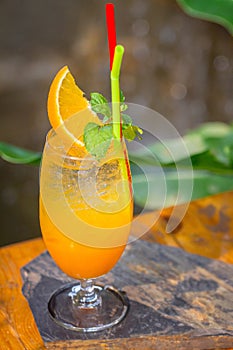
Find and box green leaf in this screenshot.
[187,122,233,167]
[120,104,128,112]
[129,122,232,165]
[129,122,233,175]
[177,0,233,35]
[120,90,125,102]
[102,115,111,123]
[123,125,143,142]
[204,135,233,167]
[90,92,108,106]
[90,92,111,120]
[131,163,233,210]
[154,134,208,164]
[0,142,41,166]
[89,91,142,152]
[121,114,133,126]
[187,122,231,138]
[129,133,207,166]
[120,90,128,111]
[123,125,137,141]
[189,151,233,174]
[83,122,113,159]
[134,125,143,138]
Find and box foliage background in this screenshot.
[0,0,232,246]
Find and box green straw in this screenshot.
[111,45,124,140]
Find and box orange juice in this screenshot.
[40,198,132,279]
[39,131,133,279]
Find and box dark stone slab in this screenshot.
[21,240,233,343]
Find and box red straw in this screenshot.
[106,3,117,71]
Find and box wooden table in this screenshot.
[1,191,233,349]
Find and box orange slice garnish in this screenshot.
[47,66,100,150]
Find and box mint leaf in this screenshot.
[84,122,113,159]
[90,92,108,106]
[90,92,111,119]
[122,113,132,125]
[135,125,144,138]
[87,91,143,157]
[123,125,143,141]
[122,125,137,141]
[103,114,111,123]
[120,90,125,102]
[122,111,143,141]
[120,90,128,112]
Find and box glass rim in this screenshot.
[45,128,125,162]
[45,129,94,161]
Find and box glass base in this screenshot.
[48,282,129,332]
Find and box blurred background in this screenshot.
[0,0,232,246]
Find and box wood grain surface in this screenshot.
[22,241,233,349]
[0,191,233,349]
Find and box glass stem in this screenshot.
[72,279,101,308]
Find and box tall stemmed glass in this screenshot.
[39,126,133,332]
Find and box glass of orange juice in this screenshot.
[39,126,133,332]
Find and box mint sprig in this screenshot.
[120,90,128,112]
[90,92,111,120]
[83,122,113,160]
[84,92,143,159]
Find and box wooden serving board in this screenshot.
[21,239,233,349]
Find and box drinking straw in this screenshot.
[111,45,124,140]
[106,3,117,70]
[106,4,124,140]
[106,5,131,188]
